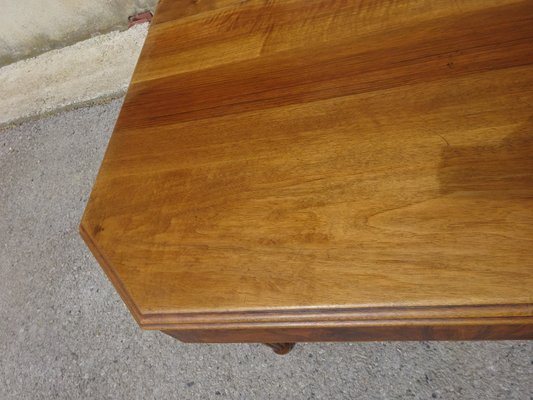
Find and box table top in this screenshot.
[81,0,533,333]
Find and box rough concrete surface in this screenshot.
[0,0,157,66]
[0,23,148,128]
[0,100,532,399]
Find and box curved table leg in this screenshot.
[264,342,296,355]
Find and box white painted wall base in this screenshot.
[0,23,149,128]
[0,0,157,66]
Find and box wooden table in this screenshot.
[80,0,533,354]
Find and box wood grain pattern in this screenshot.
[163,321,533,343]
[80,0,533,342]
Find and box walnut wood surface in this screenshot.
[80,0,533,341]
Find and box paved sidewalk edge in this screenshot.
[0,23,148,130]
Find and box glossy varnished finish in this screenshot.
[80,0,533,344]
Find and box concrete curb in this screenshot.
[0,23,148,130]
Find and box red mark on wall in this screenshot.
[128,11,153,28]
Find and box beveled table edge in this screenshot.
[80,223,533,335]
